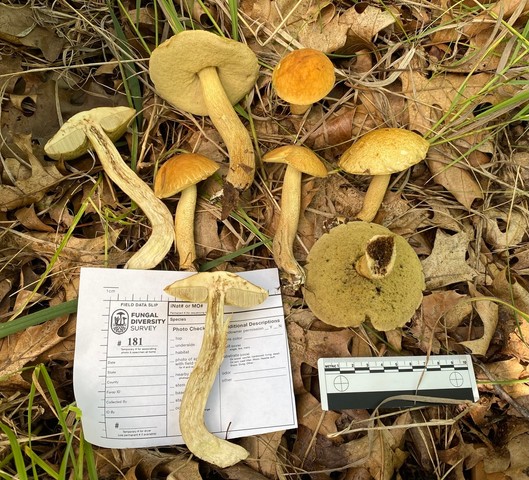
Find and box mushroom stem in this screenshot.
[175,185,198,271]
[84,122,174,269]
[355,234,397,280]
[198,66,255,215]
[356,174,391,222]
[273,165,305,283]
[179,288,249,468]
[290,103,311,115]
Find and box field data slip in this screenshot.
[74,267,297,448]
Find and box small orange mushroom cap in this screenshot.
[154,153,219,198]
[272,49,335,108]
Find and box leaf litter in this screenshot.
[0,0,529,479]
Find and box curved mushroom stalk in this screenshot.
[45,107,174,270]
[164,272,268,468]
[263,146,327,288]
[198,66,255,215]
[272,166,306,284]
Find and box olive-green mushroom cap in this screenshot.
[149,30,259,116]
[303,222,424,331]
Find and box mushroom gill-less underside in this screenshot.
[303,222,424,331]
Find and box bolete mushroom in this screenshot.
[272,48,335,115]
[263,145,327,285]
[303,222,424,331]
[154,153,219,271]
[165,271,268,467]
[339,128,430,222]
[45,106,174,270]
[149,30,259,217]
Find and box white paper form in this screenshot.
[73,267,297,448]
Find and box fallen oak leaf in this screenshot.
[421,230,478,289]
[0,150,64,212]
[427,144,484,210]
[459,284,499,356]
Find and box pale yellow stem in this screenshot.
[84,121,173,269]
[175,186,198,271]
[273,166,305,283]
[356,174,391,222]
[198,66,255,194]
[290,103,311,115]
[179,289,249,467]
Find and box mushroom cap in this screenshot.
[164,271,268,307]
[149,30,259,116]
[44,106,136,161]
[272,48,335,106]
[339,128,430,175]
[303,222,424,331]
[262,145,328,177]
[154,153,219,198]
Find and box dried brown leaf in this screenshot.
[0,4,65,61]
[421,230,478,289]
[240,431,284,478]
[427,145,483,210]
[287,322,354,393]
[459,284,499,356]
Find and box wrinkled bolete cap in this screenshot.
[149,30,259,116]
[339,128,429,175]
[272,48,335,107]
[303,222,424,331]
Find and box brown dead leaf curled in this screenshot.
[426,145,484,210]
[239,431,284,478]
[0,4,65,61]
[421,230,478,289]
[0,148,64,212]
[492,269,529,361]
[410,290,471,353]
[481,208,527,250]
[459,284,499,356]
[287,322,354,393]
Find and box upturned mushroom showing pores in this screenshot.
[44,106,174,270]
[339,128,430,222]
[303,222,424,331]
[149,30,259,218]
[164,272,268,468]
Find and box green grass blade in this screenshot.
[0,422,28,480]
[227,0,239,40]
[0,299,78,340]
[199,241,265,271]
[155,0,185,34]
[23,447,59,480]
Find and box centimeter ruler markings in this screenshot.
[318,355,479,410]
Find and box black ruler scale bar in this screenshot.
[318,355,479,410]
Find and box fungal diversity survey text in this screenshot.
[74,267,297,448]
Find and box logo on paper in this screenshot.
[110,309,129,334]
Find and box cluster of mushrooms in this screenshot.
[44,31,430,469]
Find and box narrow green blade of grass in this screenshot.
[0,299,78,340]
[155,0,185,34]
[0,422,28,480]
[199,241,265,271]
[228,0,239,40]
[23,447,59,480]
[82,436,98,480]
